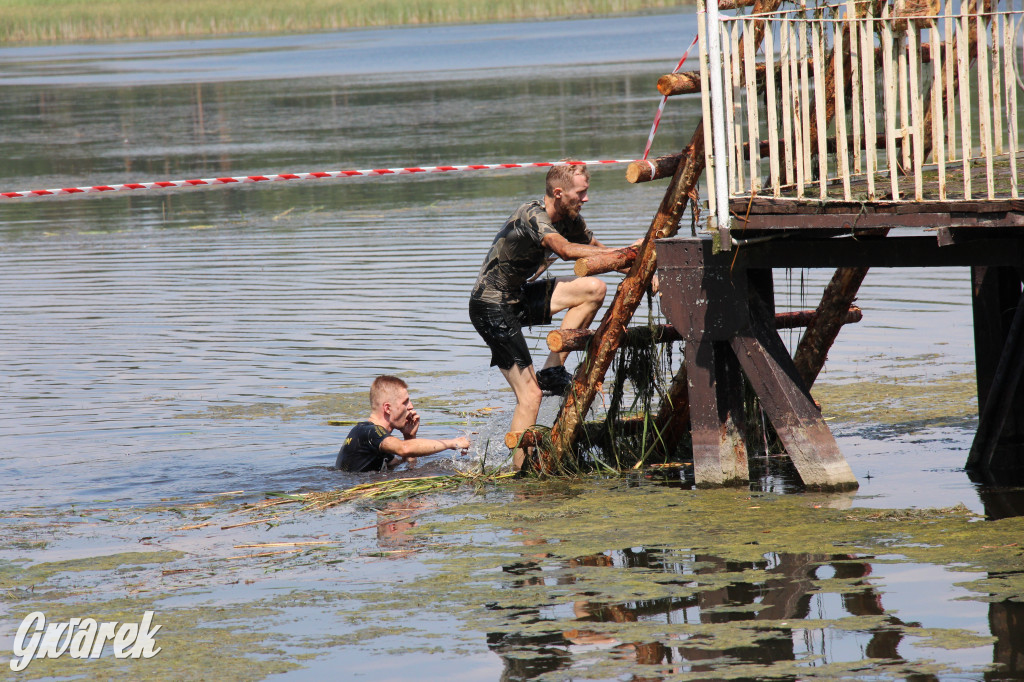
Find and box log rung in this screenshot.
[626,153,684,184]
[656,45,934,97]
[576,246,640,277]
[547,306,863,353]
[506,416,650,450]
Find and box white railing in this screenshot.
[700,0,1024,216]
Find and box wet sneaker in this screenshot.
[536,366,573,396]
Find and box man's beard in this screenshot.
[561,199,582,220]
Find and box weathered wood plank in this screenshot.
[732,284,858,489]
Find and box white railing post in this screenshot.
[705,0,733,249]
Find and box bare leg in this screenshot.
[500,363,543,470]
[542,276,607,369]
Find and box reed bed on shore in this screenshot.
[1,0,683,44]
[225,471,518,527]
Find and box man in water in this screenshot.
[336,375,470,472]
[468,161,630,471]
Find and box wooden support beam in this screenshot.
[655,238,858,489]
[656,239,753,485]
[968,290,1024,471]
[505,428,544,449]
[657,70,703,97]
[546,306,863,353]
[967,266,1024,472]
[720,236,1024,269]
[777,306,863,329]
[733,284,858,490]
[685,339,750,486]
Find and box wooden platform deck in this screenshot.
[729,154,1024,235]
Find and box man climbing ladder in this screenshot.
[467,161,634,471]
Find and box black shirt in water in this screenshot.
[336,421,394,472]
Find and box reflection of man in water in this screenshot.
[335,375,470,472]
[468,161,628,471]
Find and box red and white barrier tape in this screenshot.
[0,159,633,201]
[641,35,700,162]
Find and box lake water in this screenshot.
[1,12,1023,682]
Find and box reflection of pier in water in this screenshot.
[487,546,1024,680]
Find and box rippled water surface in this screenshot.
[1,13,1022,682]
[0,12,993,510]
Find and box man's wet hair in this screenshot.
[545,160,589,198]
[370,375,408,411]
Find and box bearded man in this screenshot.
[468,161,628,471]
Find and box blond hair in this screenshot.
[545,161,589,198]
[370,375,408,412]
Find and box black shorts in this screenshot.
[469,279,556,371]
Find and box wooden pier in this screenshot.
[513,0,1024,489]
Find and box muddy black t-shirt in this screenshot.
[336,421,394,472]
[470,200,593,305]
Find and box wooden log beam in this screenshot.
[548,324,681,354]
[626,153,684,184]
[657,70,703,97]
[543,0,785,472]
[505,429,543,449]
[777,305,863,329]
[718,0,757,9]
[624,133,893,192]
[574,246,637,277]
[546,306,863,353]
[656,46,933,97]
[506,416,648,450]
[792,266,871,389]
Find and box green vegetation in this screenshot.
[0,0,684,44]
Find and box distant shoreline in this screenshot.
[1,0,686,45]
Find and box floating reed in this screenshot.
[221,472,518,526]
[298,472,517,512]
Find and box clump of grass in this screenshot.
[1,0,685,44]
